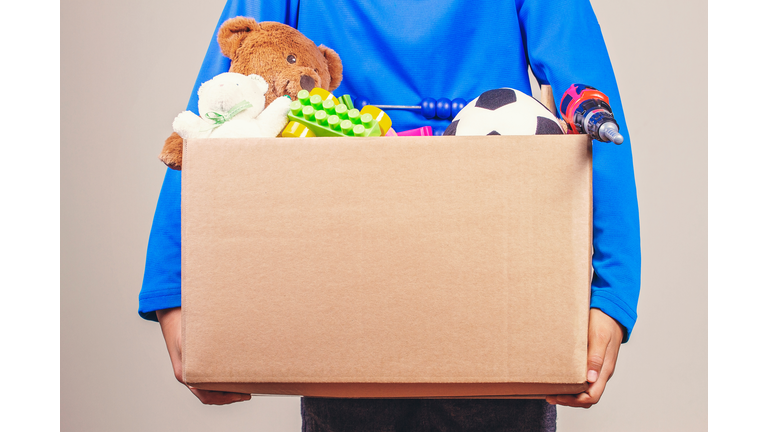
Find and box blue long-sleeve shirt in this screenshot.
[140,0,641,342]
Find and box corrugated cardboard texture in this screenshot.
[181,135,592,398]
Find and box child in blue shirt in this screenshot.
[142,0,640,428]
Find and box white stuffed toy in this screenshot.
[172,72,291,139]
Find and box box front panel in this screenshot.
[182,135,591,389]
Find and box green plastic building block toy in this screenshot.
[286,89,382,137]
[339,94,354,110]
[309,87,339,105]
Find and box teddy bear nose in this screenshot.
[300,75,316,91]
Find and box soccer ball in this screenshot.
[443,88,564,136]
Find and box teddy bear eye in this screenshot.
[287,54,297,64]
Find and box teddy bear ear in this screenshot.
[318,45,343,91]
[217,17,261,59]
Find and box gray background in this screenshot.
[61,0,707,430]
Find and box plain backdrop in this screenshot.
[60,0,708,430]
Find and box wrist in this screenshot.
[589,307,625,339]
[156,307,181,325]
[156,307,182,345]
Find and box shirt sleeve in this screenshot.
[139,0,300,322]
[516,0,642,342]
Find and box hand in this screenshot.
[546,308,624,408]
[156,307,252,405]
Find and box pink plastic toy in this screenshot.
[396,126,433,137]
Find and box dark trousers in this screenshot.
[301,398,556,432]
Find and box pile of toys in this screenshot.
[279,84,623,144]
[161,19,623,173]
[170,72,623,144]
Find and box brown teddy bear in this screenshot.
[159,17,343,170]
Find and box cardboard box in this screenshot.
[181,134,592,398]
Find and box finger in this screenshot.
[189,387,252,405]
[193,388,252,403]
[586,328,610,384]
[546,394,595,409]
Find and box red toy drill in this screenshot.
[559,84,624,144]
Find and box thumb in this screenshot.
[586,321,611,383]
[587,348,604,383]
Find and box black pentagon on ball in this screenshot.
[443,119,459,136]
[475,88,517,110]
[535,117,564,135]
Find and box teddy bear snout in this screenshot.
[300,75,316,91]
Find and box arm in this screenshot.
[516,0,641,406]
[253,95,292,137]
[141,0,301,321]
[172,111,210,140]
[141,0,301,403]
